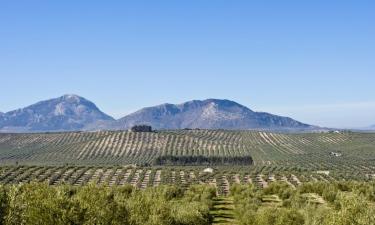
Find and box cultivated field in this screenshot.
[0,164,374,196]
[0,130,374,168]
[1,130,375,224]
[0,130,375,186]
[1,169,375,225]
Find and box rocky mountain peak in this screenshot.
[61,94,82,102]
[0,94,114,132]
[111,98,314,131]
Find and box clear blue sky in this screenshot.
[0,1,374,128]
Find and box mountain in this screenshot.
[108,99,316,131]
[0,97,318,132]
[0,94,114,132]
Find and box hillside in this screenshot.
[0,95,114,132]
[109,99,316,131]
[0,130,374,169]
[1,130,375,194]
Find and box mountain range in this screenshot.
[0,94,319,132]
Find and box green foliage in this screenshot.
[5,183,82,225]
[184,185,217,209]
[154,155,253,166]
[171,202,210,225]
[0,183,214,225]
[263,182,294,200]
[322,185,338,203]
[0,185,7,225]
[253,207,305,225]
[75,183,129,224]
[231,181,375,225]
[324,193,375,225]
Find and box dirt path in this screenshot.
[210,197,237,225]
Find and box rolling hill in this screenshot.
[0,129,373,168]
[0,130,374,192]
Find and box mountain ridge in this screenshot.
[109,98,315,131]
[0,95,319,132]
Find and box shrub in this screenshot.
[171,202,210,225]
[0,183,214,225]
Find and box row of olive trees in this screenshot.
[230,181,375,225]
[0,183,216,225]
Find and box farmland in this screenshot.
[0,130,374,168]
[1,130,375,224]
[0,130,375,193]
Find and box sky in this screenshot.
[0,1,374,128]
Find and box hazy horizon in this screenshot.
[1,1,374,128]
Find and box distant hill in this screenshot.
[109,99,316,131]
[358,124,375,131]
[0,96,319,132]
[0,95,114,132]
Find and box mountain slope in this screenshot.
[0,95,114,132]
[109,99,315,131]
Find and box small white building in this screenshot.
[203,168,214,173]
[330,152,342,157]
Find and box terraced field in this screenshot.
[0,130,374,168]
